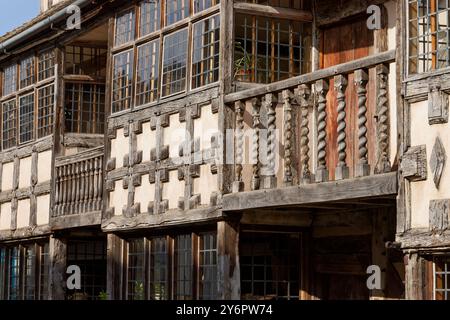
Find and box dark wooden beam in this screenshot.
[222,172,398,212]
[50,211,102,230]
[234,2,313,22]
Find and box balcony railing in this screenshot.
[225,50,396,192]
[53,146,104,217]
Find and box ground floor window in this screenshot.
[434,256,450,300]
[240,231,301,300]
[124,231,217,300]
[66,239,107,300]
[0,241,49,300]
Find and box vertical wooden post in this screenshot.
[107,233,123,300]
[334,74,349,180]
[263,93,277,189]
[217,219,241,300]
[375,64,391,174]
[298,84,312,184]
[49,236,66,300]
[251,97,261,191]
[315,79,329,183]
[282,89,294,186]
[232,101,245,193]
[355,69,370,177]
[405,253,426,300]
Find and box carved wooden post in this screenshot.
[315,79,329,182]
[55,167,61,217]
[80,161,86,213]
[334,74,349,180]
[89,159,95,211]
[355,69,370,177]
[232,101,245,193]
[298,84,312,184]
[62,165,68,215]
[94,157,99,211]
[97,156,104,211]
[251,97,261,190]
[263,93,277,189]
[282,89,294,186]
[375,64,391,174]
[74,163,80,214]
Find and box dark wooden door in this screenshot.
[320,18,376,179]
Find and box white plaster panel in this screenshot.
[164,114,186,158]
[193,105,219,151]
[162,170,184,210]
[38,150,52,183]
[410,100,450,228]
[17,199,30,229]
[0,202,11,231]
[389,61,398,165]
[1,162,14,191]
[109,180,127,216]
[111,128,129,168]
[134,174,155,213]
[19,156,32,189]
[193,165,218,205]
[136,122,156,163]
[37,194,50,226]
[385,1,397,51]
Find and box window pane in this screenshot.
[8,247,20,300]
[234,14,311,83]
[24,245,37,300]
[162,29,188,96]
[193,0,220,13]
[39,243,50,300]
[175,234,192,300]
[140,0,161,37]
[165,0,189,26]
[115,9,136,46]
[20,56,35,89]
[38,85,55,138]
[0,248,6,300]
[128,238,145,300]
[38,50,55,81]
[2,99,17,150]
[136,40,160,106]
[19,93,35,144]
[112,50,134,113]
[199,232,217,300]
[3,64,17,96]
[65,83,105,134]
[192,15,220,89]
[150,237,168,300]
[65,45,107,78]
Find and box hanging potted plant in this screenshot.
[234,41,253,82]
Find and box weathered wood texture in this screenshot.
[223,172,397,211]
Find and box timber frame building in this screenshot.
[0,0,448,300]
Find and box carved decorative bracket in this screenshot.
[401,145,427,181]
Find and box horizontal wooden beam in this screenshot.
[234,3,313,22]
[50,211,102,231]
[222,172,398,212]
[102,207,223,232]
[398,228,450,251]
[225,50,396,104]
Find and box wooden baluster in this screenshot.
[334,75,349,180]
[89,158,95,212]
[98,156,104,210]
[63,165,69,215]
[355,69,370,177]
[315,79,329,182]
[232,101,245,193]
[55,167,61,216]
[298,84,312,184]
[375,64,391,174]
[93,157,99,211]
[71,163,76,214]
[263,93,277,189]
[251,97,261,190]
[84,161,89,212]
[282,89,294,186]
[74,163,80,214]
[79,160,86,213]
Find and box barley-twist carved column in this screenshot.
[355,69,370,177]
[251,97,261,190]
[282,89,294,186]
[315,79,329,182]
[298,84,312,184]
[232,101,245,192]
[375,64,391,174]
[334,75,349,180]
[263,93,277,189]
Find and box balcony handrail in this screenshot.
[55,145,104,167]
[224,49,396,104]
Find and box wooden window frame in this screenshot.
[114,7,137,48]
[2,98,17,151]
[112,49,135,113]
[2,63,18,98]
[135,39,160,106]
[37,49,56,82]
[19,55,36,90]
[37,84,55,138]
[18,92,35,145]
[191,14,221,90]
[139,0,162,38]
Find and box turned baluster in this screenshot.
[262,93,277,189]
[354,69,370,177]
[334,75,349,180]
[232,101,245,193]
[251,97,261,191]
[315,79,329,183]
[89,158,95,212]
[282,89,294,186]
[298,84,312,184]
[375,64,391,174]
[93,157,100,211]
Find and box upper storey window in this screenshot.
[115,9,136,47]
[235,14,311,83]
[193,0,220,13]
[20,56,35,89]
[162,29,189,97]
[140,0,161,36]
[236,0,310,10]
[408,0,450,73]
[2,64,17,97]
[165,0,189,26]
